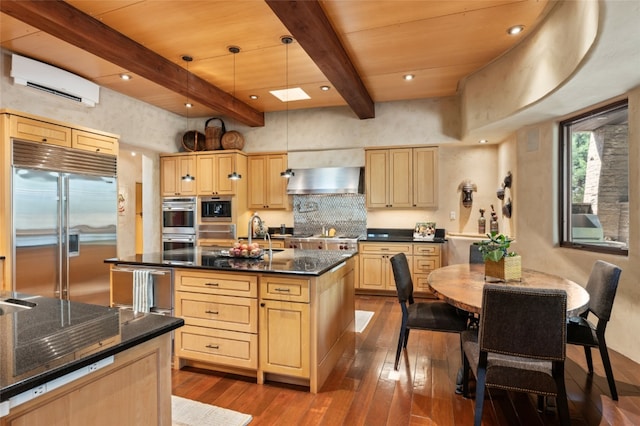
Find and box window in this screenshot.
[560,100,628,254]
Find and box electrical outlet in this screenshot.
[88,362,99,373]
[32,385,46,397]
[449,211,456,220]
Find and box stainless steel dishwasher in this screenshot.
[110,265,173,315]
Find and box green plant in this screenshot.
[476,232,517,262]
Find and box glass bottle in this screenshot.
[478,209,486,234]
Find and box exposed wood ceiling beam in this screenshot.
[0,0,264,127]
[265,0,375,120]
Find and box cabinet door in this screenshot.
[365,150,389,208]
[359,253,388,290]
[71,129,118,155]
[259,299,310,378]
[214,152,236,195]
[248,155,267,209]
[389,148,412,208]
[413,147,438,208]
[161,156,196,196]
[9,115,71,147]
[248,154,288,209]
[265,154,288,209]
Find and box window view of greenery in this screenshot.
[561,100,628,253]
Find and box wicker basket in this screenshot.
[181,130,206,152]
[204,117,225,150]
[221,130,245,150]
[485,255,521,282]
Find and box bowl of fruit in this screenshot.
[229,241,263,259]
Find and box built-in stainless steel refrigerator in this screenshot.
[12,140,117,306]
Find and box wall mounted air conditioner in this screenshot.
[10,53,100,107]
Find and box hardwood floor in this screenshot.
[171,295,640,425]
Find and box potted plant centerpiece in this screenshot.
[476,232,521,281]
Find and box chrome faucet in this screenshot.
[248,212,272,258]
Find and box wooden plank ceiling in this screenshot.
[0,0,550,126]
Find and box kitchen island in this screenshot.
[107,248,357,393]
[0,291,183,425]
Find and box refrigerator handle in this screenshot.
[68,232,80,257]
[58,175,66,299]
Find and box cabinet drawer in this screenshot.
[413,274,436,296]
[72,129,118,155]
[176,291,257,333]
[260,276,310,302]
[10,115,71,146]
[176,325,257,370]
[413,257,438,274]
[413,244,441,256]
[358,243,412,255]
[175,269,257,297]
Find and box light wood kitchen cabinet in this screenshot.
[247,153,289,209]
[259,275,311,379]
[412,244,441,295]
[365,146,438,209]
[174,269,259,370]
[161,155,196,196]
[8,114,71,147]
[1,335,172,426]
[196,151,244,196]
[71,129,118,155]
[358,243,412,291]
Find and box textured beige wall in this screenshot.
[513,89,640,362]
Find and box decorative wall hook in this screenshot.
[458,180,477,208]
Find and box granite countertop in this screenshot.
[0,291,183,402]
[362,228,447,243]
[106,247,356,276]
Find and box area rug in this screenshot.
[172,395,252,426]
[355,310,374,333]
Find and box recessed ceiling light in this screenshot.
[320,85,330,91]
[403,74,415,81]
[479,139,488,144]
[120,73,131,81]
[270,87,310,102]
[131,151,137,156]
[507,25,525,35]
[249,95,259,100]
[185,102,193,108]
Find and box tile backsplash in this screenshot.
[292,194,367,237]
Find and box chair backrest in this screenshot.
[390,253,414,305]
[585,260,622,321]
[469,244,484,264]
[479,284,567,361]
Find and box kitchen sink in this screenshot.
[0,298,36,315]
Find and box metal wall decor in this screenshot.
[458,180,477,208]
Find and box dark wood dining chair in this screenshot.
[567,260,622,400]
[390,253,468,370]
[462,284,570,426]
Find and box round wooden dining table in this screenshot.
[427,263,590,317]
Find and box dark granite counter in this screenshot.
[106,247,356,276]
[0,291,183,402]
[362,228,447,243]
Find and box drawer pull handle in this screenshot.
[205,310,219,315]
[205,344,219,349]
[205,282,219,286]
[274,288,291,292]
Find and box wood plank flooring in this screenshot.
[171,295,640,425]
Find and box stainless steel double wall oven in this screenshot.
[162,196,196,251]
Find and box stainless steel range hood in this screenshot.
[286,167,364,194]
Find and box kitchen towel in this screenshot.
[133,269,154,313]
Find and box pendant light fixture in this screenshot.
[227,45,242,180]
[181,54,195,182]
[280,36,295,178]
